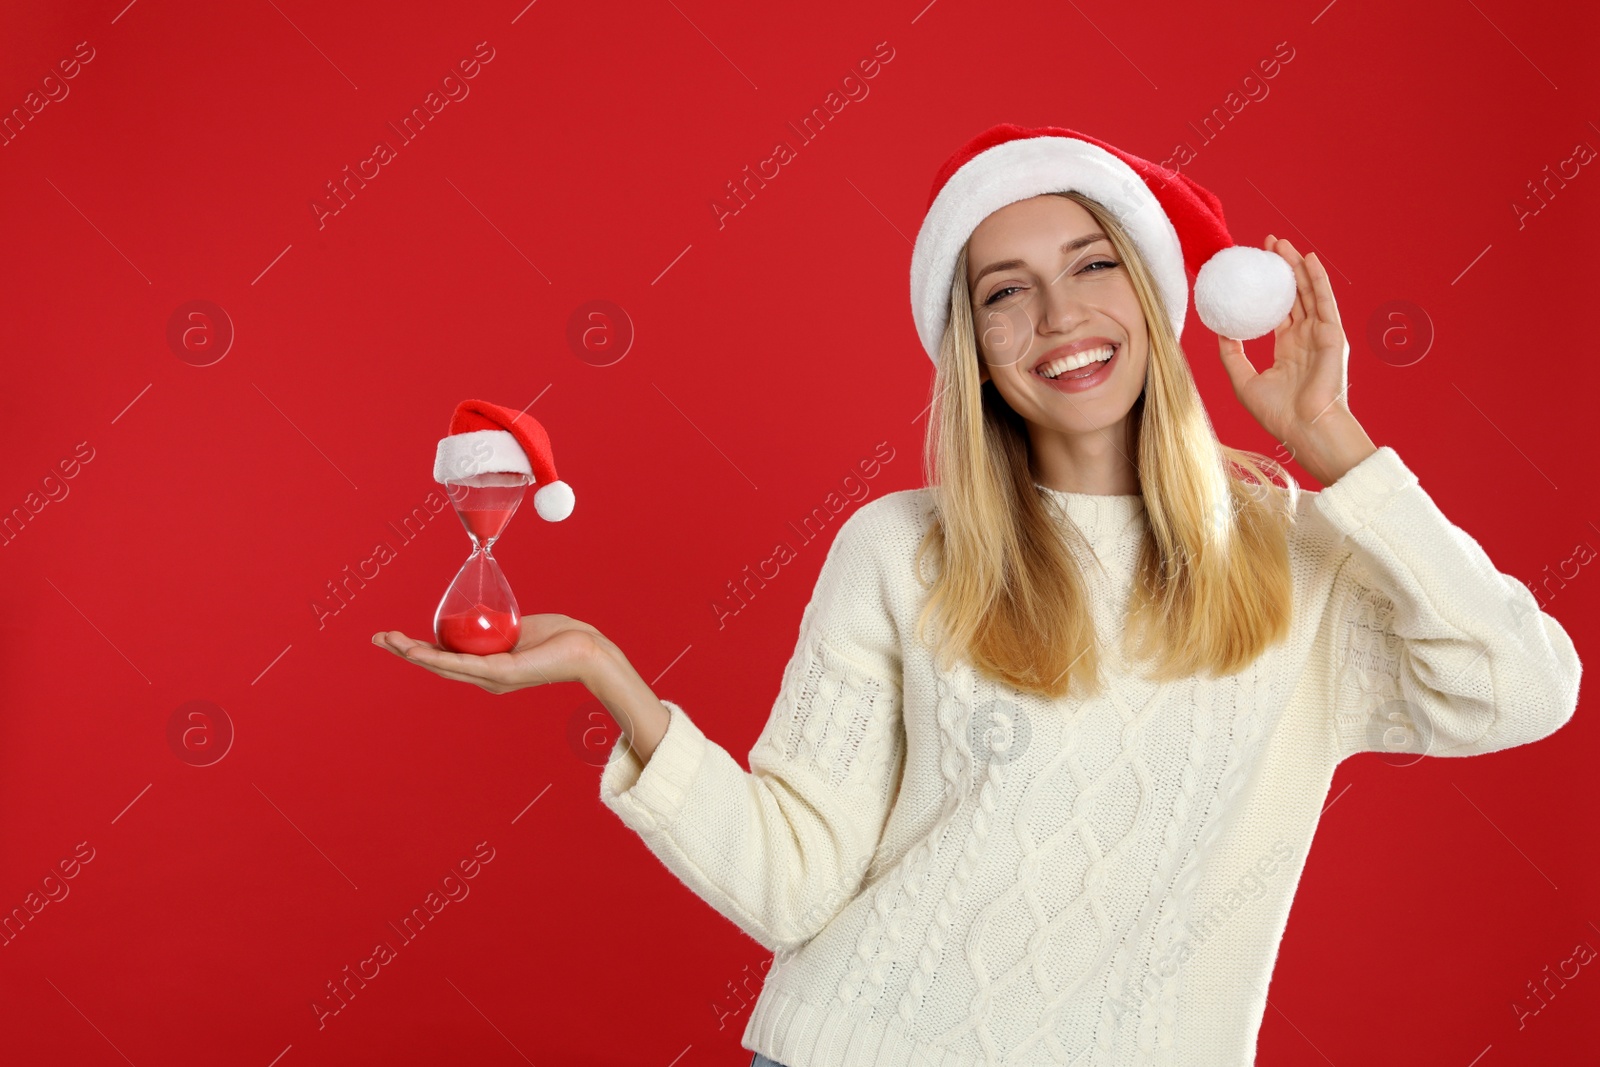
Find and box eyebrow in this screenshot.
[971,232,1110,287]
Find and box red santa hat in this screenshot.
[432,399,575,522]
[909,123,1297,360]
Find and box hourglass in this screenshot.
[430,397,576,657]
[433,471,531,656]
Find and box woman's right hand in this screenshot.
[373,614,673,764]
[372,614,606,696]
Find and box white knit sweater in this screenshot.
[597,446,1581,1067]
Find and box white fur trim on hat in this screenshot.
[433,429,533,484]
[910,136,1189,363]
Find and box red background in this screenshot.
[1,0,1596,1064]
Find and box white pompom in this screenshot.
[533,480,574,521]
[1193,246,1297,340]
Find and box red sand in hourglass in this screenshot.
[436,603,520,656]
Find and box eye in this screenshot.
[981,259,1119,306]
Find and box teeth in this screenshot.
[1038,344,1115,378]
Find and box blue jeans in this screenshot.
[749,1054,785,1067]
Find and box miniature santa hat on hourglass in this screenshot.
[432,399,575,521]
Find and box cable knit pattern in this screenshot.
[854,657,975,1011]
[832,655,971,1011]
[777,641,887,789]
[899,668,1006,1031]
[597,447,1581,1066]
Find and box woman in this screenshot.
[374,124,1582,1066]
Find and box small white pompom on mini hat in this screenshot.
[432,399,575,522]
[909,123,1297,358]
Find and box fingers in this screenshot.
[376,630,557,695]
[1272,236,1313,328]
[396,643,506,686]
[412,656,507,691]
[373,631,511,691]
[1217,334,1258,397]
[1273,237,1343,333]
[401,641,494,677]
[374,633,480,675]
[1303,251,1341,328]
[379,630,475,671]
[373,632,413,659]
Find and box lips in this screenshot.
[1037,344,1116,380]
[1030,337,1120,376]
[1033,343,1119,393]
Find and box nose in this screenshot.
[1036,273,1086,336]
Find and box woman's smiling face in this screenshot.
[965,194,1149,437]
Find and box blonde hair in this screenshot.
[912,190,1297,700]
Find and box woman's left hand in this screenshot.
[1216,235,1377,486]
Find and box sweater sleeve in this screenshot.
[595,504,906,954]
[1315,446,1582,762]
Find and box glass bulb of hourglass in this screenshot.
[433,472,530,655]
